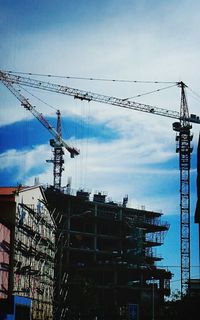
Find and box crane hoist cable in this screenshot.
[4,70,177,84]
[18,84,58,111]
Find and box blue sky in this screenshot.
[1,0,200,293]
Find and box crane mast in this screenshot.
[46,110,65,190]
[173,82,193,296]
[1,70,200,296]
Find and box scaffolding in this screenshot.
[13,199,55,320]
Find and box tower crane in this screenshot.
[1,70,200,296]
[0,74,80,190]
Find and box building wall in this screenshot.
[0,223,10,299]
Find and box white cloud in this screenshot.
[0,144,51,181]
[1,134,177,196]
[3,136,176,214]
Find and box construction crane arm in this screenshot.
[0,75,79,158]
[1,70,200,124]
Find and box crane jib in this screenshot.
[0,71,80,157]
[1,70,200,124]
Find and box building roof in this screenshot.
[0,185,41,196]
[0,187,18,195]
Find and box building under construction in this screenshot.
[0,184,172,320]
[45,186,172,320]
